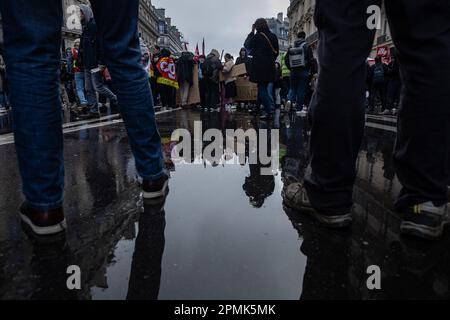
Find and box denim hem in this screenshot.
[140,170,165,181]
[27,199,64,211]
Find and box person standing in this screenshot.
[198,55,206,110]
[368,56,388,114]
[202,49,223,112]
[176,51,195,107]
[222,53,237,109]
[0,0,168,235]
[71,39,88,110]
[155,48,178,110]
[79,4,118,118]
[280,51,291,109]
[273,62,283,110]
[244,18,279,120]
[386,50,401,115]
[284,0,450,241]
[284,31,316,115]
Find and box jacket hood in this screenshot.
[79,4,94,24]
[209,49,220,59]
[294,39,306,48]
[239,47,248,58]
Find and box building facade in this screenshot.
[288,0,394,60]
[266,12,290,55]
[138,0,160,48]
[155,8,184,54]
[1,0,185,56]
[287,0,318,56]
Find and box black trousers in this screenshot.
[305,0,450,213]
[369,82,387,112]
[159,84,175,109]
[204,79,219,110]
[199,78,206,107]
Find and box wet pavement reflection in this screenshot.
[0,109,449,300]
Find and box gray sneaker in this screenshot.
[282,182,353,228]
[400,202,450,240]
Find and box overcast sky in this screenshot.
[153,0,290,58]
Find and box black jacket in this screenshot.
[176,52,195,86]
[244,29,279,83]
[80,19,101,70]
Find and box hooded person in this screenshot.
[201,49,223,111]
[79,4,118,117]
[176,51,195,107]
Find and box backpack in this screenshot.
[201,58,215,79]
[289,42,307,69]
[373,63,385,84]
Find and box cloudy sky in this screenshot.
[153,0,290,58]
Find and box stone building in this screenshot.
[266,12,290,55]
[155,8,184,54]
[288,0,394,60]
[287,0,318,56]
[138,0,160,48]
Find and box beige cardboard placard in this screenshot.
[176,64,201,106]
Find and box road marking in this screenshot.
[0,108,180,146]
[365,122,397,133]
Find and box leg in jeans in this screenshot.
[290,71,300,105]
[91,0,163,180]
[74,72,88,105]
[305,0,380,214]
[257,82,273,115]
[385,0,450,210]
[92,70,118,105]
[0,0,64,211]
[84,69,98,108]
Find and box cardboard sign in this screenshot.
[176,64,201,106]
[235,77,258,102]
[220,63,248,82]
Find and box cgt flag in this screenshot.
[156,57,179,89]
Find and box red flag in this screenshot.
[194,43,200,62]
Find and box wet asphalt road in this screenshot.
[0,109,449,300]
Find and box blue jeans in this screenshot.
[290,69,310,110]
[74,72,88,105]
[0,0,164,211]
[257,82,274,115]
[85,68,118,112]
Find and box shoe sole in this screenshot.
[19,213,67,236]
[283,197,352,229]
[400,221,447,241]
[143,179,169,199]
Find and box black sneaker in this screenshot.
[142,174,169,199]
[282,182,353,228]
[400,202,450,240]
[19,202,67,236]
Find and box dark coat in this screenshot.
[80,19,101,70]
[244,29,279,83]
[176,52,195,86]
